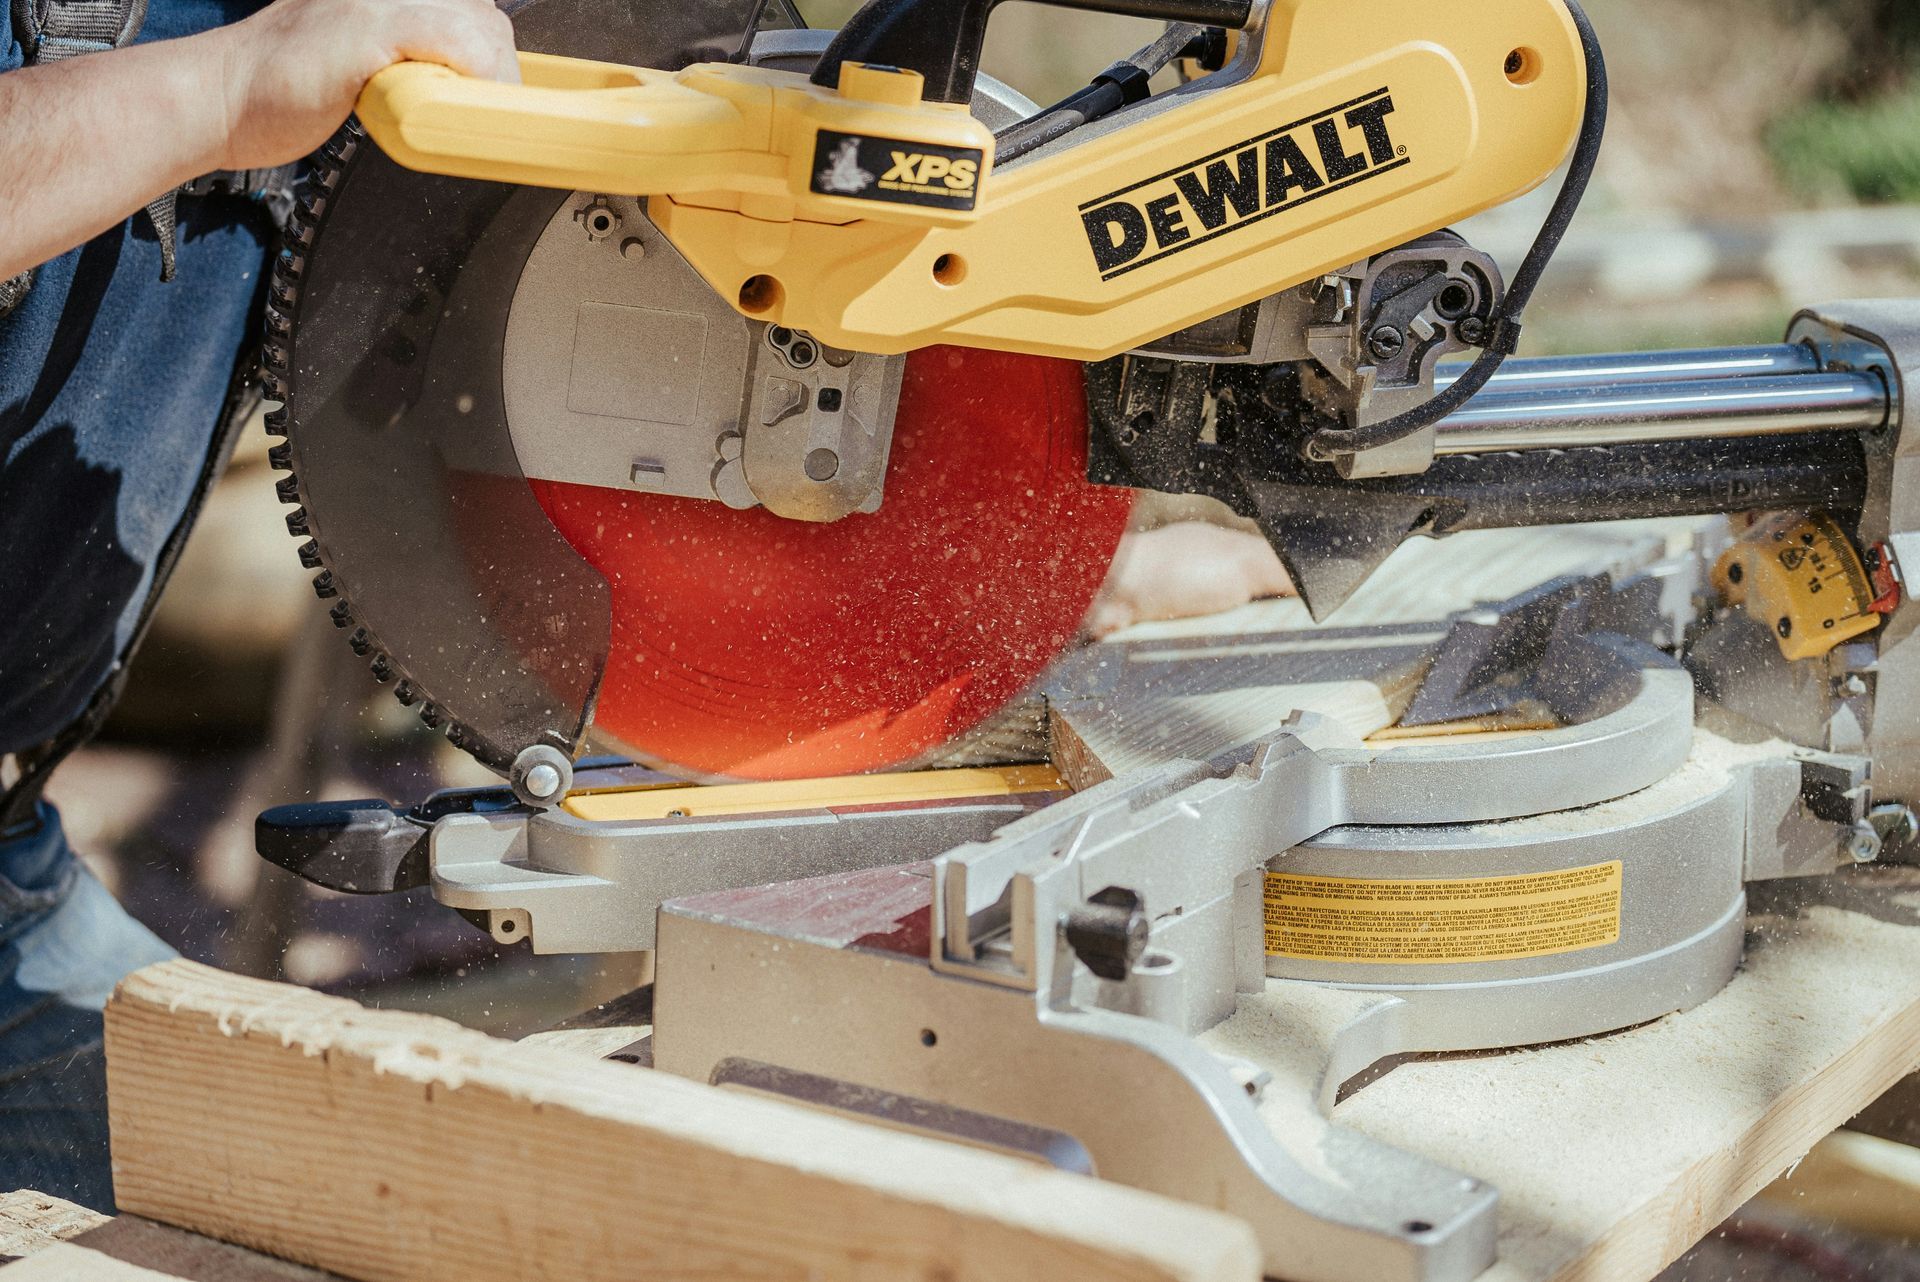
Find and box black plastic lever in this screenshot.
[812,0,1252,105]
[255,787,528,894]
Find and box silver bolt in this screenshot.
[1837,674,1870,698]
[524,762,563,800]
[1846,821,1882,863]
[805,448,840,481]
[575,199,621,241]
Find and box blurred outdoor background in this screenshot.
[35,3,1920,1274]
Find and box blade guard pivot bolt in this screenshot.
[510,744,573,808]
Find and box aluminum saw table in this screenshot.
[12,521,1920,1282]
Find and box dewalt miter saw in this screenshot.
[259,0,1600,790]
[253,0,1920,1276]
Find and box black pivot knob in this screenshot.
[1064,885,1150,981]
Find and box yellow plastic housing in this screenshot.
[356,0,1586,360]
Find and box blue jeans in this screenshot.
[0,803,174,1212]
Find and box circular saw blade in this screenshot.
[266,0,1130,785]
[532,347,1133,779]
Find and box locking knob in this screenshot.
[837,61,926,107]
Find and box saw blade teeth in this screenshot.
[263,408,288,437]
[392,680,418,706]
[328,601,353,628]
[318,126,361,170]
[261,369,288,400]
[284,507,309,537]
[262,342,290,374]
[418,703,443,729]
[268,444,293,472]
[368,653,393,684]
[274,475,300,503]
[347,627,372,656]
[297,539,322,569]
[311,569,338,599]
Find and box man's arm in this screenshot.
[0,0,519,282]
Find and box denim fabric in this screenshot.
[0,804,175,1211]
[0,0,274,754]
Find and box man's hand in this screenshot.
[0,0,519,281]
[211,0,520,171]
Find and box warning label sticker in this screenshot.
[1263,862,1623,964]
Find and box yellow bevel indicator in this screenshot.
[562,763,1063,823]
[1263,861,1623,964]
[1714,511,1881,662]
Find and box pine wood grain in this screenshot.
[0,1191,108,1261]
[1,1215,342,1281]
[103,960,1260,1282]
[1325,869,1920,1282]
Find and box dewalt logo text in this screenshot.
[1079,88,1407,280]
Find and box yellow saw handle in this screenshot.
[356,53,765,194]
[353,52,994,227]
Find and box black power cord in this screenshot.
[995,23,1217,165]
[1302,0,1609,464]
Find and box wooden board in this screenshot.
[0,1191,107,1262]
[101,960,1259,1282]
[1107,521,1694,642]
[1755,1130,1920,1239]
[71,867,1920,1282]
[1326,868,1920,1281]
[1044,518,1706,786]
[1,1214,341,1282]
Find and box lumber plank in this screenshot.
[0,1190,108,1260]
[518,980,653,1059]
[1108,521,1688,641]
[105,959,1259,1282]
[1321,868,1920,1282]
[1753,1130,1920,1239]
[1,1215,341,1281]
[1045,624,1440,783]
